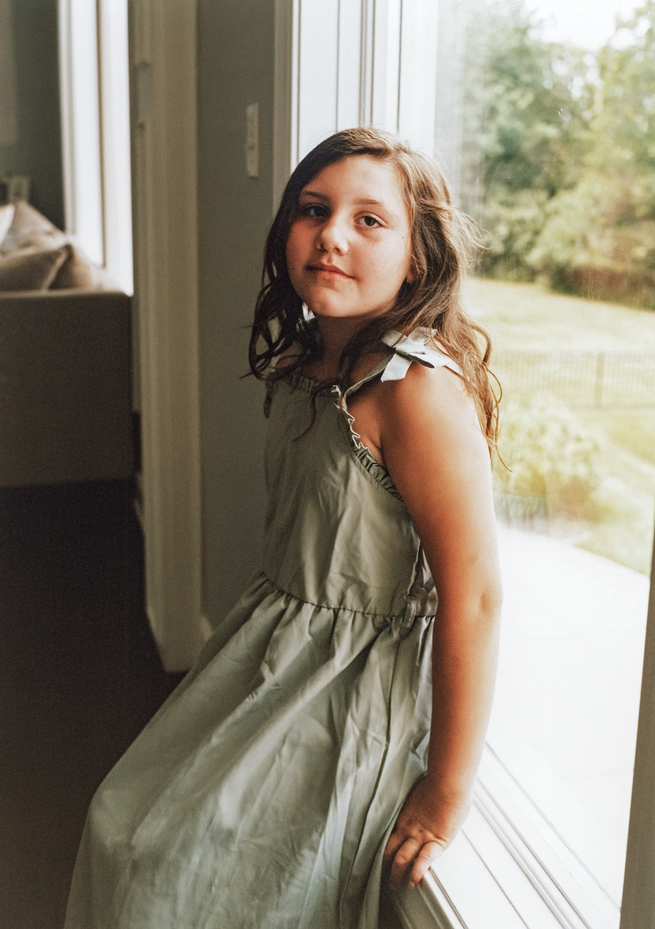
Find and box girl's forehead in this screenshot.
[299,155,409,213]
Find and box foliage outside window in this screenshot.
[457,0,655,577]
[462,0,655,309]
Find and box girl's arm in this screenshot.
[378,362,503,892]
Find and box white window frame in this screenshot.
[58,0,133,292]
[273,2,655,926]
[273,0,438,210]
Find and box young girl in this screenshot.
[65,127,502,929]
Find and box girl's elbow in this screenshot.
[462,581,504,631]
[437,583,503,631]
[482,580,503,623]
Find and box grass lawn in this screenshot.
[463,276,655,352]
[463,277,655,575]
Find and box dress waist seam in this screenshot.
[259,570,404,619]
[259,570,436,628]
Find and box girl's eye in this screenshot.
[301,204,328,219]
[359,215,381,228]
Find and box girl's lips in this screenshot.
[307,264,352,279]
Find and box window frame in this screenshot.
[395,742,629,928]
[58,0,133,292]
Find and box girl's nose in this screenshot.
[317,216,348,254]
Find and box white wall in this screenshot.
[197,0,276,626]
[0,0,64,228]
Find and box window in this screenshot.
[457,0,655,920]
[280,1,655,925]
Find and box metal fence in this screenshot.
[493,351,655,407]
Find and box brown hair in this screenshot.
[249,127,498,450]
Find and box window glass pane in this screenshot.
[447,0,655,911]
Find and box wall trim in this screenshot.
[130,0,206,672]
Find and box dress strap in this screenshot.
[343,328,461,398]
[379,328,463,382]
[343,356,394,398]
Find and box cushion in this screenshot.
[0,244,70,291]
[51,242,112,291]
[1,200,67,253]
[6,200,60,238]
[0,202,113,291]
[1,228,67,254]
[0,203,15,245]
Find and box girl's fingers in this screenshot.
[388,837,422,891]
[382,829,405,865]
[387,836,447,892]
[407,840,445,890]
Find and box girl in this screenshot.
[65,127,502,929]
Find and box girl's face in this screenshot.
[285,155,414,325]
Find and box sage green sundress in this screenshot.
[64,329,462,929]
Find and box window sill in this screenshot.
[394,746,620,929]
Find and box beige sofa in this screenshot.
[0,202,133,486]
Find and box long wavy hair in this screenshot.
[249,127,499,450]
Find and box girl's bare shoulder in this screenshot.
[379,358,478,430]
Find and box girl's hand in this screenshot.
[383,778,470,891]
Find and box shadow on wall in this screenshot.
[0,0,64,228]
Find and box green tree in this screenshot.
[527,1,655,305]
[462,0,591,278]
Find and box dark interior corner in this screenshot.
[0,479,184,929]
